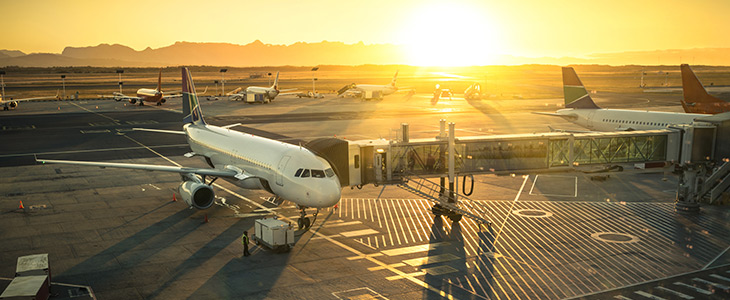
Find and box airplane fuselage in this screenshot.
[184,124,341,208]
[556,108,707,131]
[245,86,277,100]
[136,88,164,103]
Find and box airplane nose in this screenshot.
[316,180,341,207]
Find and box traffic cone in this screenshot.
[172,193,177,202]
[334,204,338,210]
[203,214,209,223]
[18,201,24,209]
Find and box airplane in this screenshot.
[1,92,58,111]
[533,67,707,131]
[229,71,297,102]
[464,83,482,100]
[109,70,183,106]
[1,75,57,110]
[337,71,399,100]
[681,64,730,114]
[38,67,341,229]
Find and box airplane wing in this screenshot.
[278,91,301,96]
[36,158,244,178]
[279,88,297,92]
[132,128,186,135]
[6,91,59,103]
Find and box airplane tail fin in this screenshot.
[156,69,162,92]
[272,71,280,90]
[562,67,600,109]
[391,70,399,86]
[681,64,722,107]
[181,68,206,126]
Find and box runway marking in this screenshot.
[0,144,189,158]
[340,229,379,238]
[69,102,119,122]
[704,244,730,269]
[386,271,425,281]
[151,106,183,114]
[403,253,460,267]
[332,287,389,300]
[80,129,111,134]
[347,253,384,260]
[381,242,450,256]
[320,221,362,228]
[528,174,578,197]
[422,265,459,276]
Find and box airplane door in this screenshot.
[276,156,291,186]
[586,111,596,129]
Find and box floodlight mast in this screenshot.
[0,70,5,98]
[61,75,66,99]
[116,69,124,93]
[220,69,228,95]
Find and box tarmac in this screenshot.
[2,91,730,299]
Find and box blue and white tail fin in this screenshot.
[182,68,206,125]
[562,67,600,109]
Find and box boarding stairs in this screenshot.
[396,174,492,227]
[698,161,730,204]
[337,83,355,96]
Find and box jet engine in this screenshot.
[129,99,137,104]
[9,101,18,108]
[160,98,166,103]
[178,181,215,209]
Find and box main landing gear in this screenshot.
[297,206,320,230]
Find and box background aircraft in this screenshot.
[337,71,399,100]
[535,67,707,131]
[109,70,182,106]
[1,73,57,110]
[229,71,297,102]
[681,64,730,114]
[38,67,341,229]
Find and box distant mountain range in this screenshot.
[1,41,729,67]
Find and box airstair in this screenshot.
[337,83,355,96]
[396,174,492,227]
[698,161,730,204]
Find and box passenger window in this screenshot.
[312,170,325,178]
[295,168,303,177]
[301,169,310,178]
[354,155,360,169]
[325,168,335,177]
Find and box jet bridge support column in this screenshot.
[676,164,701,213]
[448,122,456,203]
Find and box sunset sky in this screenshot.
[2,0,729,66]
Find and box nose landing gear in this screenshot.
[297,206,320,230]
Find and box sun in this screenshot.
[397,2,502,67]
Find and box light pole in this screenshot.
[311,66,319,94]
[0,70,5,98]
[61,75,66,99]
[116,69,124,93]
[267,72,272,86]
[214,80,219,95]
[219,69,227,95]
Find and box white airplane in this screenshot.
[534,67,708,131]
[229,71,296,102]
[109,70,183,106]
[338,71,399,99]
[1,76,57,110]
[38,67,341,229]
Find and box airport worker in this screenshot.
[242,231,251,257]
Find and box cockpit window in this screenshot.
[311,170,325,178]
[301,169,310,178]
[294,168,303,177]
[325,168,335,178]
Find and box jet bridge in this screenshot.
[307,118,729,223]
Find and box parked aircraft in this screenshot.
[110,70,182,106]
[681,64,730,114]
[534,67,707,131]
[38,67,341,229]
[1,75,57,110]
[337,71,399,100]
[229,71,296,102]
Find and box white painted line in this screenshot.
[703,244,730,269]
[346,253,384,260]
[69,102,119,122]
[493,175,529,248]
[655,286,693,299]
[693,277,730,290]
[403,253,460,267]
[381,242,450,257]
[320,221,362,228]
[710,274,730,283]
[386,271,425,281]
[673,282,712,295]
[634,291,667,300]
[311,235,341,240]
[340,229,379,238]
[368,263,406,271]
